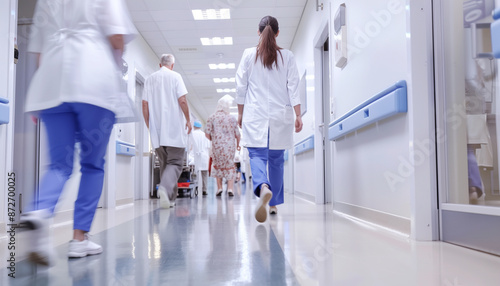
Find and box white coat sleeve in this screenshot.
[27,0,49,54]
[235,49,251,105]
[97,0,137,44]
[287,52,301,107]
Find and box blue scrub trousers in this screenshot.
[36,103,115,232]
[248,147,285,206]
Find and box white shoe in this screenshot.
[170,200,176,208]
[68,234,103,258]
[216,189,223,196]
[255,184,272,223]
[20,209,55,266]
[158,186,171,208]
[269,206,278,215]
[228,189,234,196]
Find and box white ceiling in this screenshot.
[126,0,308,121]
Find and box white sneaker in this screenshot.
[269,206,278,215]
[68,234,103,258]
[228,189,234,196]
[158,186,171,208]
[255,184,273,223]
[216,189,223,196]
[20,209,55,266]
[170,200,176,208]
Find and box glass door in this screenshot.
[435,0,500,255]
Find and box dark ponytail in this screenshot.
[256,15,283,69]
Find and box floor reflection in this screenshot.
[3,179,298,285]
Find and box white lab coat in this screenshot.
[190,128,210,171]
[235,47,300,150]
[143,67,188,149]
[25,0,136,114]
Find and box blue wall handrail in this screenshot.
[0,97,10,125]
[294,135,314,155]
[329,80,407,141]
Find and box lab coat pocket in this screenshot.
[243,103,258,122]
[284,105,294,123]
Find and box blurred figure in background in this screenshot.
[206,95,241,197]
[236,16,302,223]
[20,0,137,265]
[143,54,192,208]
[191,121,211,196]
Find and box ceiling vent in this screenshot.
[178,47,198,52]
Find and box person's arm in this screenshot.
[236,133,241,151]
[109,35,124,66]
[237,104,244,128]
[178,95,192,134]
[294,105,303,133]
[142,100,149,129]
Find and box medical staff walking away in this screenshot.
[236,15,303,223]
[20,0,137,265]
[143,54,192,209]
[191,121,211,196]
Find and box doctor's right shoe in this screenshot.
[255,184,273,223]
[216,189,223,196]
[158,186,171,208]
[20,209,55,266]
[68,233,103,258]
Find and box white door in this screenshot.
[435,0,500,255]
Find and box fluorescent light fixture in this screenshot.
[216,88,236,93]
[213,77,235,83]
[192,9,231,20]
[209,63,235,70]
[200,37,233,46]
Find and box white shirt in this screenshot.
[25,0,136,114]
[144,67,188,149]
[190,128,211,171]
[235,47,300,150]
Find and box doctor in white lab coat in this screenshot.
[21,0,136,265]
[191,121,211,196]
[236,15,302,223]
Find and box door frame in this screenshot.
[433,0,500,254]
[313,17,331,204]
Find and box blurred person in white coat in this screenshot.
[236,16,302,223]
[191,121,211,196]
[20,0,137,265]
[143,54,192,209]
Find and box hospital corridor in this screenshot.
[1,0,500,285]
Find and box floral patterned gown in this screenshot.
[206,110,240,181]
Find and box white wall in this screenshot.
[331,0,411,218]
[289,0,328,202]
[0,0,18,230]
[290,0,414,233]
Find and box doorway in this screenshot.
[435,0,500,255]
[313,19,332,204]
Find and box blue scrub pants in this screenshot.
[248,147,285,206]
[36,103,115,232]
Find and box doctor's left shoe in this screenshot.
[255,184,272,223]
[158,186,171,208]
[68,233,103,258]
[21,209,55,266]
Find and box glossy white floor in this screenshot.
[1,180,500,285]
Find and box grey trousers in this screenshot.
[156,146,185,201]
[200,170,208,193]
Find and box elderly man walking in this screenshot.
[143,54,192,208]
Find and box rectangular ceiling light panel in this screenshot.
[200,37,233,46]
[209,63,236,70]
[192,9,231,20]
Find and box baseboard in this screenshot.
[334,201,411,236]
[116,198,134,207]
[294,190,316,203]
